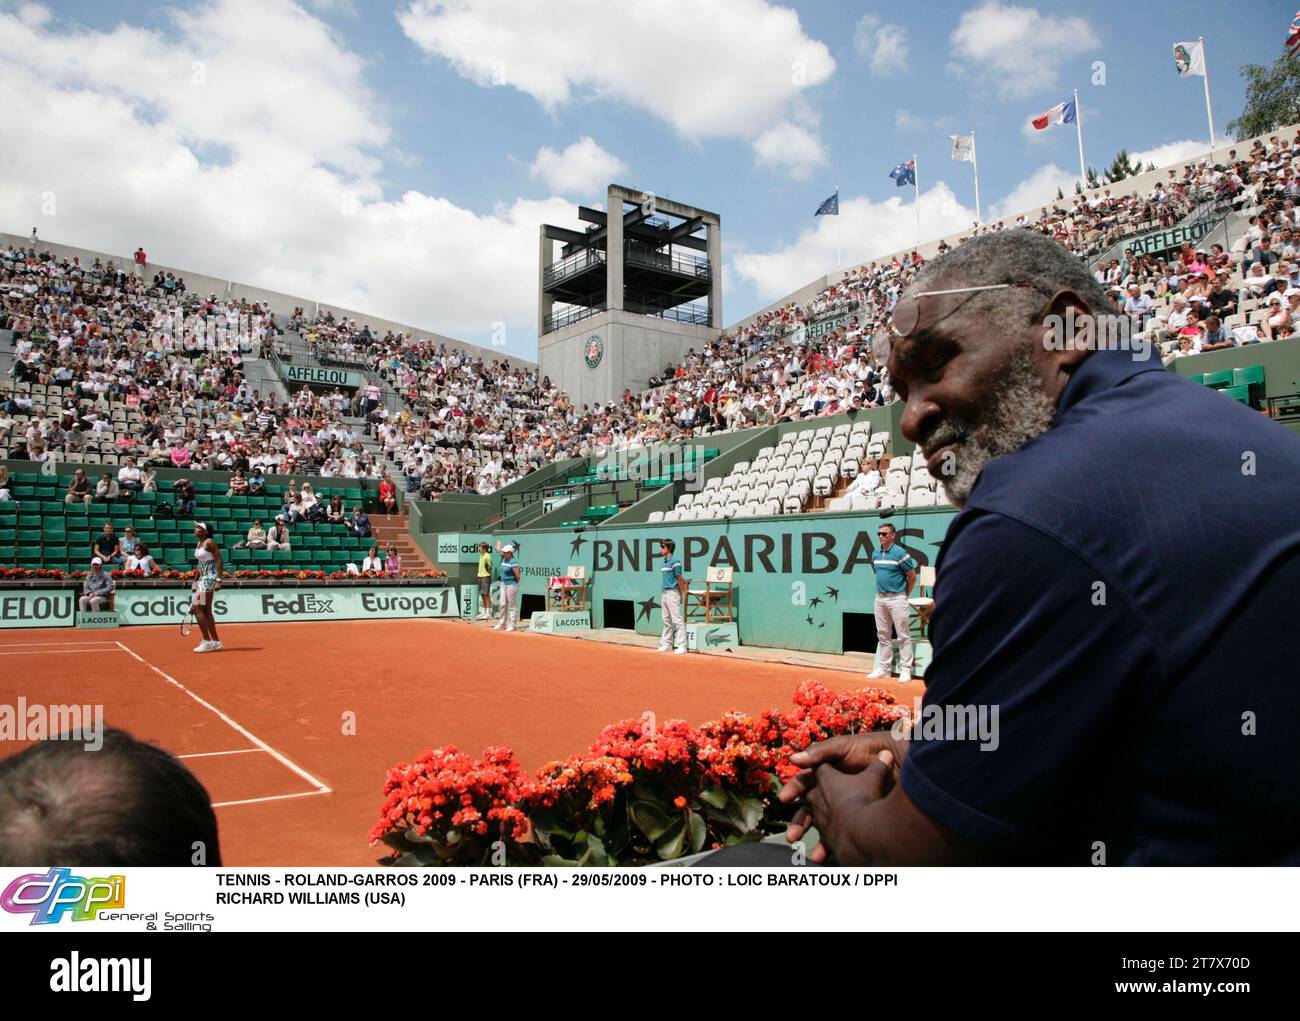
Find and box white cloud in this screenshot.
[753,121,828,181]
[1130,139,1212,170]
[896,109,959,133]
[0,0,583,355]
[854,14,908,76]
[988,164,1079,221]
[397,0,836,177]
[732,184,975,302]
[530,137,629,198]
[949,1,1099,98]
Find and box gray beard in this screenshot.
[929,350,1057,507]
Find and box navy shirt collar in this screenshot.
[1055,348,1165,420]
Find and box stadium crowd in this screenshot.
[5,131,1300,498]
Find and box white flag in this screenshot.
[950,134,974,162]
[1174,40,1206,77]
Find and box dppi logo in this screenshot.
[1,868,126,925]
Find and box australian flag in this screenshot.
[889,160,916,188]
[815,191,839,216]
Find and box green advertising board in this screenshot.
[279,363,366,389]
[496,508,956,655]
[0,589,77,629]
[112,585,458,625]
[1123,220,1213,257]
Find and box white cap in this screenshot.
[91,557,103,566]
[501,544,515,553]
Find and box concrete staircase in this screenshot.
[369,512,436,572]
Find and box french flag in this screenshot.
[1032,96,1076,130]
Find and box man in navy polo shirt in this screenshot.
[780,229,1300,866]
[869,522,917,683]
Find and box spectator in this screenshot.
[266,516,291,551]
[236,520,266,550]
[64,468,91,506]
[140,466,158,494]
[117,458,142,500]
[125,543,158,576]
[385,545,401,577]
[227,468,249,497]
[0,466,10,502]
[360,546,383,574]
[0,727,221,866]
[95,472,120,506]
[79,558,116,611]
[173,477,196,516]
[92,523,124,565]
[347,505,371,539]
[248,465,266,495]
[325,495,345,524]
[379,475,397,515]
[118,526,139,560]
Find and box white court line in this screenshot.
[210,790,332,809]
[0,649,127,656]
[178,748,265,760]
[0,641,123,647]
[113,641,331,797]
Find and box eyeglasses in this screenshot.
[891,283,1031,339]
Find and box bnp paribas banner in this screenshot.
[0,589,77,629]
[114,586,459,626]
[496,509,957,655]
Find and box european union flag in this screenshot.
[889,160,915,188]
[815,191,838,216]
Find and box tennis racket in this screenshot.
[181,582,197,636]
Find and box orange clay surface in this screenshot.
[0,620,914,865]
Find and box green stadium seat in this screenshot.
[1232,365,1265,405]
[1202,369,1233,389]
[1220,384,1250,403]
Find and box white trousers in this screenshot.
[79,595,107,611]
[874,592,914,673]
[499,582,518,627]
[660,588,686,650]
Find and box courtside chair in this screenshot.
[685,566,734,624]
[909,566,937,639]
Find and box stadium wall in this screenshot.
[1,232,523,368]
[483,507,955,655]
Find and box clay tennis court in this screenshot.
[0,621,912,865]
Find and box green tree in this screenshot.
[1228,55,1300,141]
[1103,150,1156,182]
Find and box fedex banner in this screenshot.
[0,586,458,628]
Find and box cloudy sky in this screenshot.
[0,0,1288,358]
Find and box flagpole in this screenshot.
[835,186,841,271]
[913,153,921,250]
[1200,36,1217,149]
[1073,89,1087,190]
[971,132,982,224]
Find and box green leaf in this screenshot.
[687,810,707,854]
[735,797,765,832]
[655,820,686,860]
[629,799,672,841]
[541,854,580,867]
[698,786,728,809]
